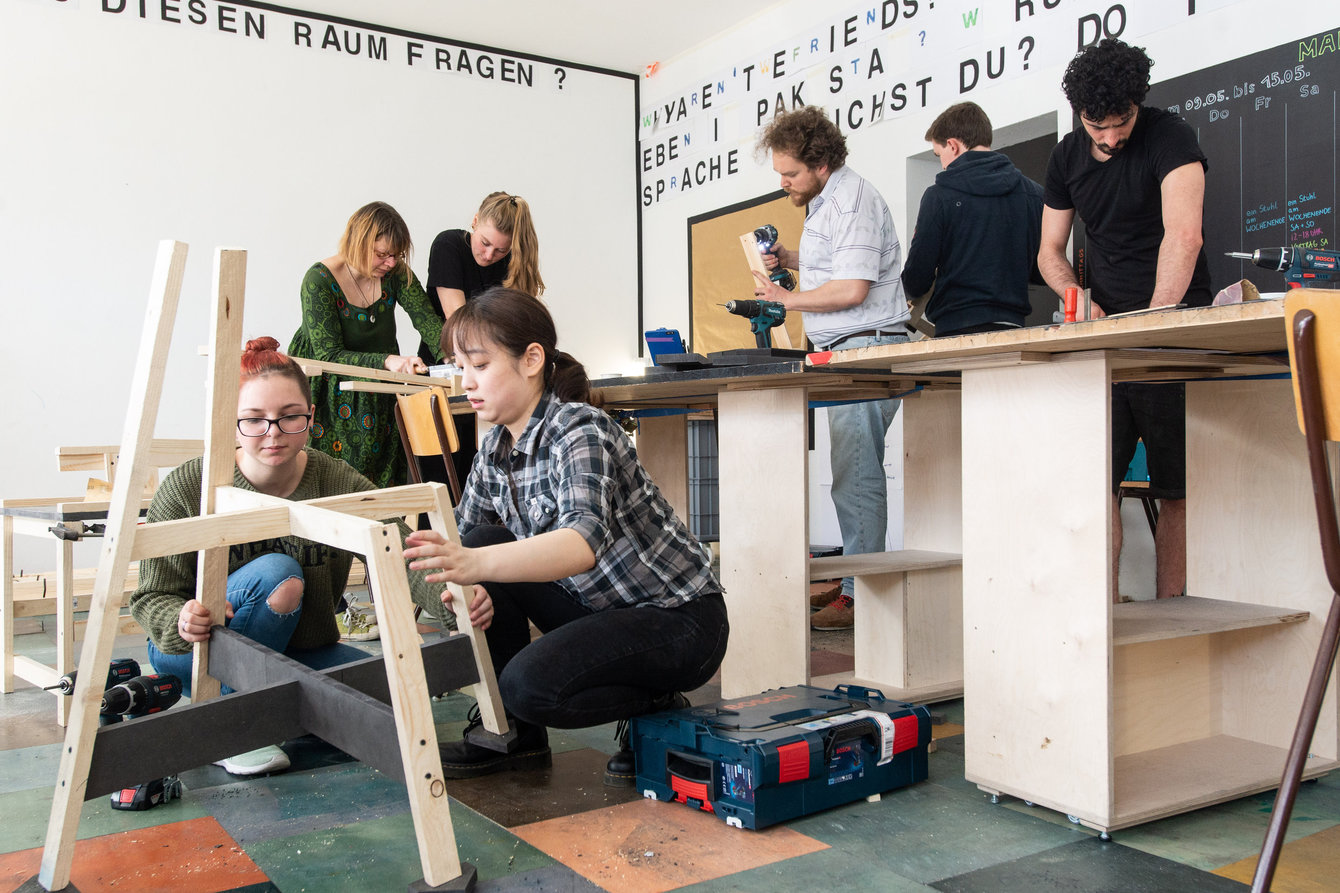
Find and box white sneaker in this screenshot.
[214,744,291,776]
[337,602,379,641]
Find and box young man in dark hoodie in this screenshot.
[901,102,1044,337]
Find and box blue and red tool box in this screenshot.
[632,684,931,829]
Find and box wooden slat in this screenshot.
[811,301,1288,372]
[808,549,961,581]
[1113,596,1309,646]
[292,355,442,387]
[41,239,189,890]
[193,247,247,702]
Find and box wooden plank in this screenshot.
[360,523,463,885]
[128,506,293,562]
[13,655,61,690]
[425,482,507,736]
[738,232,792,349]
[216,483,433,523]
[1109,736,1339,831]
[718,387,809,698]
[811,301,1288,371]
[636,415,690,526]
[1112,596,1309,646]
[193,247,247,702]
[808,550,961,580]
[292,355,442,387]
[340,380,432,395]
[56,440,203,474]
[41,239,189,891]
[86,682,305,798]
[961,352,1114,825]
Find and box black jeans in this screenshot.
[463,525,729,729]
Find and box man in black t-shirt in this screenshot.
[1039,38,1211,603]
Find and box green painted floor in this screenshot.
[2,615,1337,892]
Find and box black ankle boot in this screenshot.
[603,692,691,787]
[439,708,551,779]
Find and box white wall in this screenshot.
[636,0,1322,555]
[2,0,637,569]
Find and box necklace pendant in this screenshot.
[369,313,376,323]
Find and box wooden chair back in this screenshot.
[394,386,461,501]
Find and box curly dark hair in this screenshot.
[757,105,847,172]
[1061,38,1153,120]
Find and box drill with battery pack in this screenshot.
[1226,247,1339,288]
[724,299,788,349]
[753,224,797,292]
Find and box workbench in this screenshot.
[586,360,966,704]
[811,299,1337,834]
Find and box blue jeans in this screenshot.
[827,332,909,597]
[462,526,729,729]
[148,553,368,696]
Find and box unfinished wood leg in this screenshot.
[40,240,189,892]
[54,527,75,727]
[718,386,809,699]
[1,515,13,693]
[961,354,1113,827]
[426,483,507,736]
[192,248,247,703]
[362,524,463,887]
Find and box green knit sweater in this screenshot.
[130,449,454,655]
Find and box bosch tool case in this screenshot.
[632,685,931,829]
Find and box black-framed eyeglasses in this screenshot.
[237,414,312,437]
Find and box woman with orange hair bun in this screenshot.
[129,337,451,776]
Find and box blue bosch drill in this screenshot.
[1226,247,1339,288]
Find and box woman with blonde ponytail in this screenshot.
[419,192,546,483]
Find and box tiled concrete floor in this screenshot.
[2,589,1336,892]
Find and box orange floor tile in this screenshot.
[0,816,268,893]
[512,798,828,893]
[1213,822,1340,892]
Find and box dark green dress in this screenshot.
[288,263,445,489]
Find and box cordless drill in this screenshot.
[753,224,797,291]
[99,673,186,812]
[1226,247,1339,288]
[45,657,140,696]
[101,673,183,719]
[725,299,788,349]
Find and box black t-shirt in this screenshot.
[1044,106,1212,314]
[419,229,510,364]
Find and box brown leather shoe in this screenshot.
[810,582,841,610]
[811,594,854,630]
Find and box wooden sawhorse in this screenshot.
[29,242,506,893]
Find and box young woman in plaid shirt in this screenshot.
[404,287,728,785]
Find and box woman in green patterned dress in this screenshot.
[288,201,446,489]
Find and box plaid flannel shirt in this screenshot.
[455,391,719,610]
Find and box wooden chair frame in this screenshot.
[1253,294,1340,892]
[32,242,505,893]
[395,386,463,503]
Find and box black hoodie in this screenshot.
[901,150,1044,335]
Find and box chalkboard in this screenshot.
[1145,29,1338,295]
